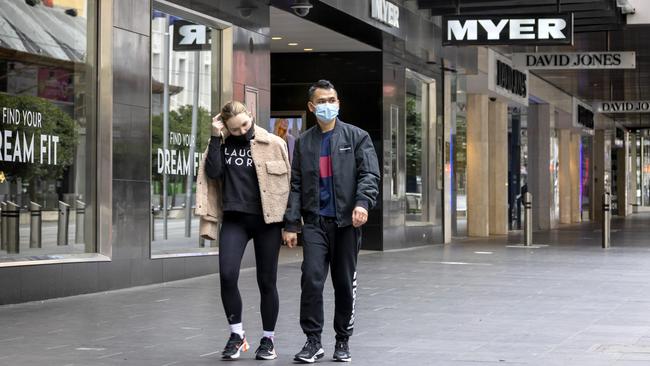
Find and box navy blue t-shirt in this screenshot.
[319,131,336,217]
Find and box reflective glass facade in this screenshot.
[0,0,97,261]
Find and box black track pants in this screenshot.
[300,217,361,341]
[219,212,282,331]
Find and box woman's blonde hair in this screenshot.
[220,101,251,125]
[273,118,288,137]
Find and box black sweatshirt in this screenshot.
[204,135,262,216]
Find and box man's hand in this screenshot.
[283,231,298,248]
[352,206,368,228]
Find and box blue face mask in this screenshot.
[314,103,339,123]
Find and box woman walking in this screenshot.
[196,101,291,360]
[272,118,296,164]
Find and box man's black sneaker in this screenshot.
[221,332,249,359]
[255,337,277,360]
[333,340,351,362]
[294,336,325,363]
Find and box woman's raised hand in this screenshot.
[212,114,226,138]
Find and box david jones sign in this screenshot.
[443,14,573,45]
[513,52,636,70]
[597,101,650,113]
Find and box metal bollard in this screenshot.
[29,202,42,249]
[57,201,70,246]
[1,201,6,251]
[523,192,533,246]
[75,200,85,244]
[602,192,611,249]
[199,236,205,248]
[5,201,20,254]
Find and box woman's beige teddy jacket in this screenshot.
[195,126,291,240]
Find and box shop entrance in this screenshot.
[268,6,382,249]
[269,5,444,249]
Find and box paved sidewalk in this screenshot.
[2,214,650,365]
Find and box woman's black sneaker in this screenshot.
[333,339,351,362]
[255,337,277,360]
[294,336,325,363]
[221,332,249,359]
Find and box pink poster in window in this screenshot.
[38,68,73,102]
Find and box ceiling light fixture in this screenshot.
[272,37,283,40]
[304,48,313,51]
[288,43,298,46]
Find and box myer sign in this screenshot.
[443,14,573,45]
[371,0,399,28]
[513,52,636,70]
[597,101,650,113]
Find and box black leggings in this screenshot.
[219,212,282,331]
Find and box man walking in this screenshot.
[283,80,380,363]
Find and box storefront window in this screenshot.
[150,8,220,257]
[611,140,619,214]
[636,135,641,205]
[581,135,592,220]
[507,107,525,230]
[0,0,97,262]
[405,70,431,223]
[641,138,650,206]
[453,80,467,235]
[550,130,560,225]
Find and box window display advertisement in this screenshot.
[1,105,67,167]
[150,10,216,257]
[0,0,97,262]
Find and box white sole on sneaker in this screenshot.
[295,348,325,363]
[333,356,352,362]
[222,339,249,360]
[256,349,278,360]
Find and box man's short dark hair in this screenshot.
[308,79,336,101]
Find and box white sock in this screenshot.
[230,323,244,338]
[263,330,275,340]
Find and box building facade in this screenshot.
[0,0,473,304]
[2,0,644,305]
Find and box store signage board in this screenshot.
[173,20,211,51]
[573,98,595,131]
[443,14,573,45]
[596,101,650,113]
[513,52,636,70]
[488,51,529,106]
[371,0,400,29]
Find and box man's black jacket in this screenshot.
[284,119,380,232]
